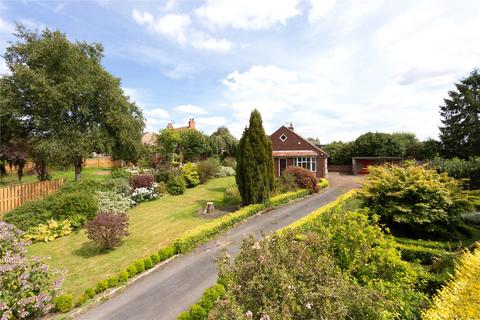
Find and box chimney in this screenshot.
[287,123,294,130]
[167,122,174,129]
[188,118,195,129]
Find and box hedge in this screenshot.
[177,283,226,320]
[394,242,454,265]
[422,247,480,320]
[58,185,323,314]
[394,238,456,251]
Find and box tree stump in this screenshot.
[206,202,215,213]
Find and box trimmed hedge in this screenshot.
[178,283,226,320]
[395,237,456,251]
[57,186,319,314]
[394,242,454,265]
[54,294,73,313]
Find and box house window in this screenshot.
[279,134,287,142]
[294,157,316,172]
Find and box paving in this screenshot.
[76,173,361,320]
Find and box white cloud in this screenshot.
[195,0,301,30]
[144,108,170,119]
[196,116,228,126]
[190,32,232,52]
[307,0,337,23]
[165,63,195,80]
[174,104,207,115]
[132,9,154,25]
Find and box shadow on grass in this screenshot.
[73,241,109,258]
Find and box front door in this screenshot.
[279,158,287,175]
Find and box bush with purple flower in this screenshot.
[0,222,63,319]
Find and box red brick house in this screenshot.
[270,124,328,178]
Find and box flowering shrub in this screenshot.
[130,174,155,189]
[23,219,72,243]
[215,166,235,177]
[181,163,200,187]
[86,212,129,250]
[130,184,161,205]
[95,191,131,213]
[0,222,63,319]
[283,166,319,193]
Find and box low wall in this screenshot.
[328,164,353,173]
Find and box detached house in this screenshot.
[270,124,328,178]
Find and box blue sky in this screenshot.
[1,0,479,143]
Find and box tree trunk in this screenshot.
[74,157,83,181]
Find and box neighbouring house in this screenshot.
[141,132,158,146]
[167,118,196,131]
[270,124,328,178]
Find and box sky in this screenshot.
[1,0,479,143]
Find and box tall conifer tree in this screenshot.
[236,110,274,205]
[439,69,480,158]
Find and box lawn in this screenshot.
[28,176,235,297]
[0,167,112,186]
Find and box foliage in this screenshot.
[154,159,178,183]
[23,219,72,243]
[157,128,181,155]
[143,257,153,269]
[432,157,480,189]
[54,294,73,313]
[111,168,131,179]
[215,166,235,177]
[0,222,63,319]
[199,284,226,311]
[353,132,403,157]
[95,191,131,214]
[179,130,212,162]
[323,140,354,165]
[166,175,186,195]
[236,110,275,205]
[158,245,177,261]
[273,172,297,194]
[283,166,319,193]
[197,158,221,183]
[0,25,144,181]
[86,212,129,250]
[95,280,109,294]
[129,185,160,204]
[209,127,238,157]
[439,69,480,159]
[134,259,145,273]
[394,242,454,265]
[422,246,480,320]
[103,177,131,195]
[223,185,242,206]
[84,288,95,299]
[222,157,236,169]
[214,232,388,320]
[181,162,200,187]
[130,174,155,189]
[357,162,470,237]
[52,192,98,228]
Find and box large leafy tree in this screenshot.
[209,127,238,157]
[0,25,144,180]
[439,69,480,159]
[236,110,274,205]
[353,132,403,157]
[323,141,354,164]
[178,129,212,162]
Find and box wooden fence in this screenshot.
[84,156,122,168]
[0,178,66,215]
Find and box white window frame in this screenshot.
[294,157,316,172]
[279,134,287,142]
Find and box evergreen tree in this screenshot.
[236,110,274,205]
[440,69,480,159]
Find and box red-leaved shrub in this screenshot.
[283,166,319,193]
[130,174,154,189]
[86,212,129,249]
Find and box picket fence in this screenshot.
[0,178,66,215]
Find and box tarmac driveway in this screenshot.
[76,173,361,320]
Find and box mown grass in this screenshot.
[27,176,235,297]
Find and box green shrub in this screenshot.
[177,311,190,320]
[188,304,207,320]
[159,245,176,261]
[283,166,319,193]
[274,173,297,194]
[23,219,72,242]
[197,158,220,183]
[150,253,160,264]
[107,276,118,288]
[118,271,129,284]
[3,197,55,231]
[318,178,329,190]
[75,294,88,307]
[222,157,236,169]
[181,163,200,187]
[155,181,168,195]
[166,175,186,195]
[59,179,105,194]
[223,185,241,206]
[54,294,74,313]
[84,288,95,299]
[95,191,131,214]
[199,284,226,311]
[357,162,470,238]
[127,265,137,278]
[52,192,98,228]
[143,257,153,269]
[394,242,453,265]
[95,280,109,294]
[111,168,131,179]
[432,157,480,189]
[103,177,131,195]
[394,237,455,250]
[134,259,145,273]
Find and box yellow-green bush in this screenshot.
[422,246,480,320]
[23,219,72,242]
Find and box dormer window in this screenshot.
[279,134,287,142]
